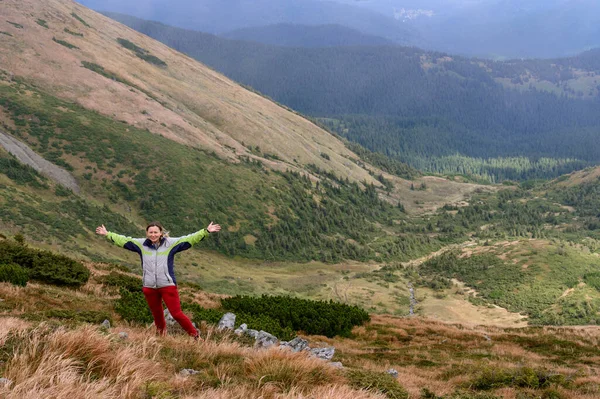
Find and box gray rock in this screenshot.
[280,336,309,352]
[483,334,492,342]
[164,309,176,326]
[101,319,111,329]
[246,329,259,339]
[234,323,247,336]
[330,362,344,369]
[387,368,399,378]
[310,347,335,360]
[217,312,236,331]
[0,377,12,387]
[179,368,199,377]
[118,332,129,340]
[0,130,80,193]
[256,330,278,348]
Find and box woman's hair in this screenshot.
[146,221,164,232]
[146,221,169,237]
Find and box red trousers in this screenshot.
[142,286,198,337]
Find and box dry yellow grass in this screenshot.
[0,319,388,399]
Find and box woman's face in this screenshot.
[146,226,162,243]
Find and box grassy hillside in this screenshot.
[0,0,489,266]
[0,0,381,185]
[3,0,600,336]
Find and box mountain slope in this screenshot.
[0,0,375,183]
[0,0,493,266]
[100,12,600,181]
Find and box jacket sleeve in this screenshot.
[168,229,210,252]
[106,232,143,253]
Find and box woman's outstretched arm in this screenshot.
[207,222,221,233]
[95,224,108,236]
[96,224,143,252]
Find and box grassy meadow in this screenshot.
[1,262,599,399]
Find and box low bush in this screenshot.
[0,239,89,287]
[221,295,370,338]
[182,303,224,325]
[0,156,47,188]
[345,369,409,399]
[114,288,153,323]
[117,38,167,67]
[53,37,79,50]
[71,12,90,28]
[184,303,295,340]
[0,263,29,286]
[98,271,141,292]
[469,367,570,390]
[236,312,295,341]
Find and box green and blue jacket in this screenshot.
[106,229,209,288]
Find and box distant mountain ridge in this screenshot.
[77,0,416,44]
[103,11,600,181]
[220,23,395,48]
[80,0,600,58]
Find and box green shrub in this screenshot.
[7,21,23,29]
[469,367,570,391]
[346,369,409,399]
[221,295,370,338]
[584,272,600,291]
[98,271,141,292]
[236,312,295,341]
[0,263,29,286]
[117,38,167,67]
[115,288,153,323]
[52,37,79,50]
[36,19,48,28]
[0,156,47,187]
[184,303,295,340]
[421,389,501,399]
[29,251,89,287]
[64,28,83,37]
[0,240,89,287]
[71,13,90,28]
[183,303,225,325]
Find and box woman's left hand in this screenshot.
[207,222,221,233]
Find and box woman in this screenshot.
[96,221,221,339]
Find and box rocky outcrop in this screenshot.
[0,130,80,193]
[223,312,340,365]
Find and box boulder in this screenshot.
[256,330,278,348]
[217,312,236,331]
[0,377,12,387]
[163,309,176,326]
[234,323,247,336]
[280,336,309,352]
[179,368,199,377]
[310,347,335,360]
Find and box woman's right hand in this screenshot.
[95,224,108,236]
